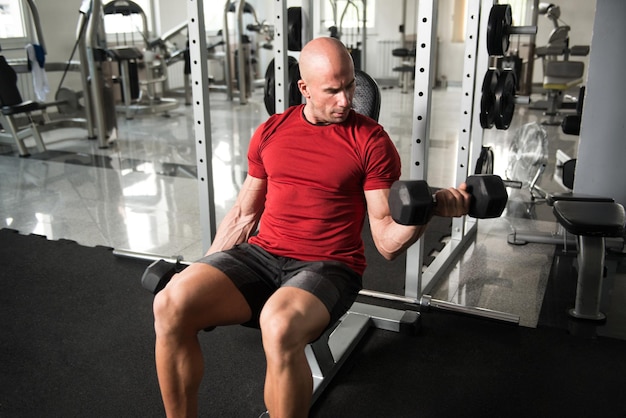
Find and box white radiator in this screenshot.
[16,73,35,102]
[166,61,186,89]
[375,40,401,79]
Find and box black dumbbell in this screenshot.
[141,259,183,294]
[389,174,508,225]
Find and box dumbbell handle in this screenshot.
[506,25,537,35]
[503,180,523,189]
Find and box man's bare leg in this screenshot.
[153,263,252,417]
[260,287,330,418]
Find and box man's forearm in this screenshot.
[373,217,428,261]
[205,206,261,255]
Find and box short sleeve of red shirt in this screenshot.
[361,125,401,190]
[247,120,268,180]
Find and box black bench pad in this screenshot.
[2,100,45,116]
[553,200,625,237]
[546,193,614,206]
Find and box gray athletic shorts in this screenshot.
[197,243,362,328]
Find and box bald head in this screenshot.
[299,37,354,85]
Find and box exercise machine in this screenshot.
[533,3,590,124]
[324,0,368,72]
[102,0,179,118]
[221,0,280,105]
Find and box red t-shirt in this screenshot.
[247,104,401,275]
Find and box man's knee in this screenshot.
[259,291,330,354]
[259,309,306,356]
[153,275,189,335]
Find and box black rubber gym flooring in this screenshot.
[1,228,625,417]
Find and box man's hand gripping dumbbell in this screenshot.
[388,174,508,225]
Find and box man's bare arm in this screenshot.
[206,175,267,255]
[365,184,470,260]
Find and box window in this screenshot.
[322,0,375,31]
[451,0,467,43]
[0,0,26,40]
[204,4,224,34]
[103,0,153,36]
[502,0,531,26]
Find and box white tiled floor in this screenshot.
[0,83,586,328]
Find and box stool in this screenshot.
[553,200,626,320]
[392,48,415,94]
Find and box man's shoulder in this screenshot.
[347,110,386,137]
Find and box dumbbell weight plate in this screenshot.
[141,259,177,294]
[487,4,512,56]
[389,180,434,225]
[493,70,516,130]
[465,175,508,219]
[479,69,499,129]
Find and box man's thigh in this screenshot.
[163,262,254,329]
[197,244,279,327]
[196,244,362,329]
[282,260,362,327]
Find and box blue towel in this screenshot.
[33,44,46,68]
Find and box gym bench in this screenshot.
[552,200,625,320]
[0,55,89,156]
[542,60,585,125]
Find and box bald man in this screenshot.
[152,37,470,418]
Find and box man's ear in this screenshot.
[297,79,309,98]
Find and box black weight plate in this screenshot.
[287,7,303,51]
[494,70,517,130]
[481,68,499,93]
[263,56,301,115]
[263,59,276,115]
[487,4,512,56]
[480,93,495,129]
[475,146,495,175]
[479,69,499,129]
[288,58,302,106]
